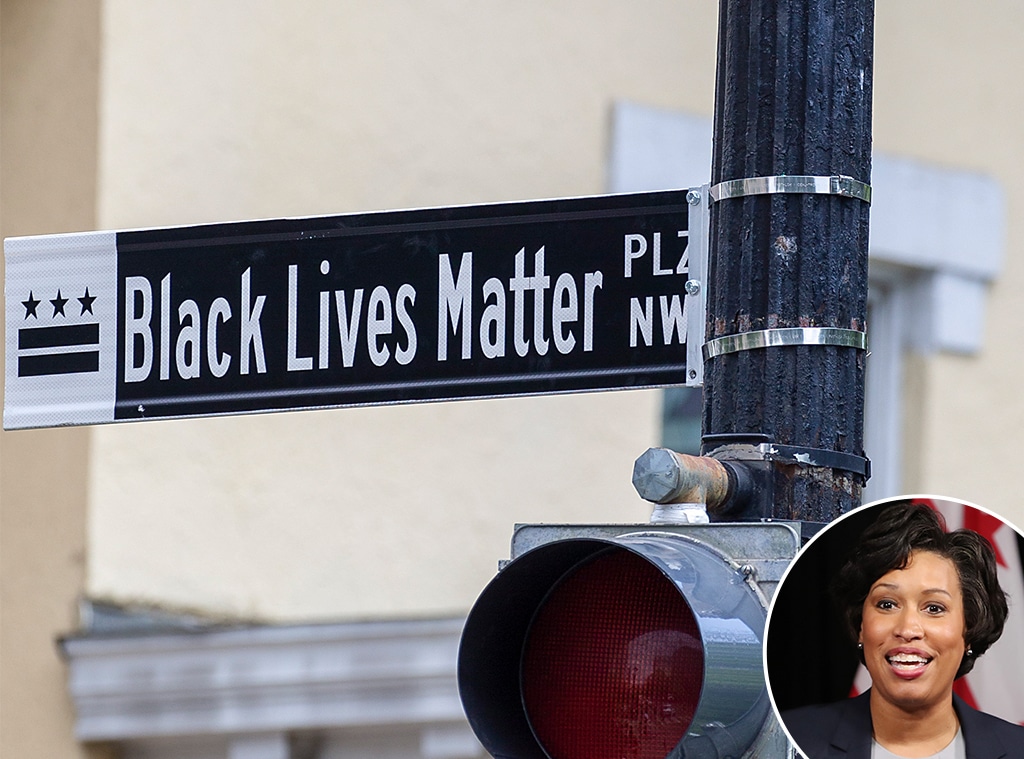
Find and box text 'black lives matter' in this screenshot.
[4,190,702,428]
[114,192,692,421]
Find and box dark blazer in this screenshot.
[781,690,1024,759]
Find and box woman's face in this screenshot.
[859,550,967,711]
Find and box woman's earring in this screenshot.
[966,645,974,656]
[857,642,863,650]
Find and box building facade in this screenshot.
[3,2,1023,757]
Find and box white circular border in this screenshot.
[763,493,1024,756]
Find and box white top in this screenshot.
[872,728,965,759]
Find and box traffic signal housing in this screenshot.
[458,522,800,759]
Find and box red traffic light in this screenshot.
[522,548,704,759]
[459,527,783,759]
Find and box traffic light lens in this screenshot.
[521,547,704,759]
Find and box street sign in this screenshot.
[5,189,707,429]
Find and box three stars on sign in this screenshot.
[22,287,96,319]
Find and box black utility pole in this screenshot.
[704,1,875,522]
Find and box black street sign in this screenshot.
[4,190,705,429]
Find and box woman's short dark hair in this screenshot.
[832,501,1008,678]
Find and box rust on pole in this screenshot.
[703,0,875,522]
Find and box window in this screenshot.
[610,101,1004,500]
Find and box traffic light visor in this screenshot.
[458,532,767,759]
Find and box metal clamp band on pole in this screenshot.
[762,443,872,479]
[709,175,872,204]
[702,327,867,361]
[700,436,872,480]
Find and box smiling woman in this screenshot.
[777,502,1024,759]
[860,550,967,717]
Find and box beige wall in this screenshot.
[5,2,1024,753]
[95,1,718,226]
[86,0,722,622]
[60,0,1024,622]
[874,3,1024,517]
[1,2,106,758]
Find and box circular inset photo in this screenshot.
[765,496,1024,758]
